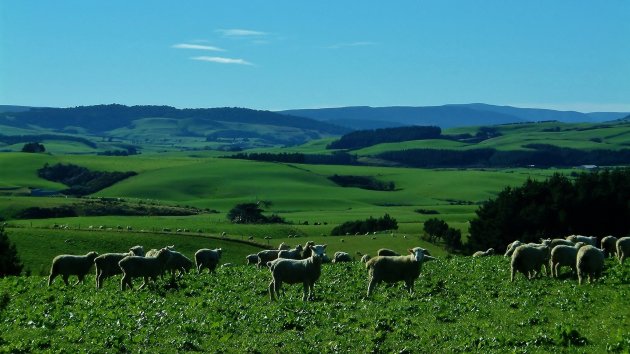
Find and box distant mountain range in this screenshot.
[279,104,630,130]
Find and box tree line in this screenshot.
[327,126,442,150]
[226,152,359,165]
[38,163,137,196]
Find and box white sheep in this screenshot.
[278,242,291,250]
[245,254,259,265]
[549,242,586,278]
[145,245,175,257]
[576,245,605,285]
[164,250,193,278]
[257,249,282,268]
[94,245,145,289]
[332,251,353,263]
[472,248,495,257]
[504,241,523,257]
[366,247,436,296]
[267,245,325,301]
[616,237,630,265]
[566,235,597,246]
[600,235,618,259]
[360,254,371,263]
[510,244,550,281]
[195,248,223,274]
[119,248,172,290]
[278,244,304,260]
[48,251,99,286]
[550,238,575,248]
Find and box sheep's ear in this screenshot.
[408,248,414,254]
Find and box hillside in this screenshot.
[280,104,629,130]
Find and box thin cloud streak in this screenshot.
[191,56,254,66]
[326,41,377,49]
[217,29,267,37]
[172,43,225,51]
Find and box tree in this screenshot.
[444,228,463,252]
[21,142,45,153]
[226,202,286,224]
[423,218,448,242]
[0,226,23,277]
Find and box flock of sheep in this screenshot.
[488,235,629,285]
[46,234,629,301]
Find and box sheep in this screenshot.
[257,249,282,268]
[472,248,495,257]
[164,251,193,278]
[377,248,400,257]
[119,248,173,290]
[360,254,372,263]
[268,246,324,301]
[366,247,435,296]
[576,245,605,285]
[145,245,175,258]
[550,238,576,248]
[246,254,259,265]
[300,241,317,259]
[278,244,304,260]
[332,251,353,263]
[94,245,145,288]
[504,241,523,257]
[48,251,99,286]
[278,242,291,250]
[566,235,597,246]
[549,242,586,278]
[616,237,630,265]
[600,235,618,258]
[510,244,550,281]
[195,248,223,274]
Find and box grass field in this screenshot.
[0,256,628,352]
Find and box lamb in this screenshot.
[472,248,495,257]
[616,237,630,264]
[195,248,223,274]
[94,245,145,288]
[360,254,372,263]
[576,245,605,285]
[268,246,324,301]
[246,254,259,265]
[510,244,550,281]
[257,249,282,268]
[332,251,353,263]
[600,235,618,258]
[48,251,99,286]
[377,248,400,257]
[366,247,436,296]
[164,250,193,278]
[119,248,172,290]
[278,244,304,260]
[566,235,597,246]
[278,242,291,250]
[549,242,586,278]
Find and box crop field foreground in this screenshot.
[0,257,628,353]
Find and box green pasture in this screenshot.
[0,255,628,352]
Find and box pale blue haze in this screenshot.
[1,1,628,111]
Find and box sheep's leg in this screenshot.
[405,279,414,294]
[62,275,69,286]
[307,282,315,301]
[554,263,560,278]
[578,271,584,285]
[139,276,149,289]
[75,274,84,285]
[510,267,515,282]
[274,281,282,299]
[367,277,377,296]
[48,273,56,286]
[268,281,276,301]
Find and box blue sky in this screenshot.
[1,1,629,112]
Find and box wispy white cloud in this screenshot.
[326,41,377,49]
[191,56,254,66]
[216,29,268,37]
[172,43,225,51]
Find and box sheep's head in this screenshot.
[408,247,426,262]
[157,248,173,261]
[129,245,145,257]
[86,251,99,261]
[309,244,327,258]
[295,244,303,252]
[215,248,223,257]
[487,248,495,255]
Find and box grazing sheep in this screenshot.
[268,246,324,301]
[550,238,575,248]
[360,254,371,263]
[377,248,400,257]
[94,245,145,289]
[600,235,618,258]
[195,248,223,274]
[332,251,353,263]
[119,248,172,290]
[566,235,597,246]
[504,241,523,257]
[616,237,630,265]
[246,254,259,265]
[145,245,175,258]
[576,245,605,285]
[549,242,586,278]
[48,251,99,286]
[278,245,304,260]
[366,247,435,296]
[510,244,550,281]
[164,251,193,278]
[472,248,495,257]
[278,242,291,250]
[257,249,282,268]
